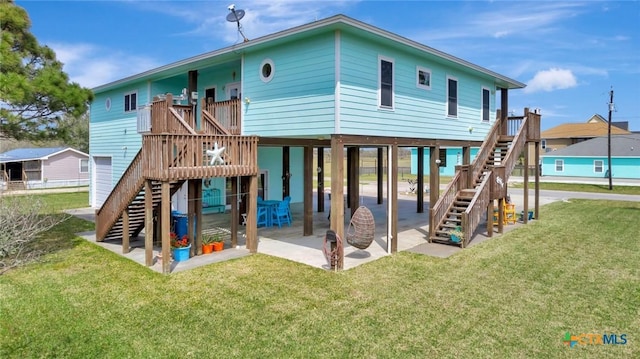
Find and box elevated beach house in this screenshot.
[89,15,541,273]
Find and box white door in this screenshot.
[226,82,241,100]
[94,156,112,208]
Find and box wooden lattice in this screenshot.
[346,206,375,250]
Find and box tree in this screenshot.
[0,0,93,142]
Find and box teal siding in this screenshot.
[257,147,303,202]
[542,156,640,179]
[89,118,142,203]
[410,147,480,176]
[91,81,150,124]
[243,33,336,136]
[340,32,495,141]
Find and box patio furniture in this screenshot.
[256,206,269,227]
[346,206,375,250]
[271,200,291,227]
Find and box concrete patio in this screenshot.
[68,182,545,273]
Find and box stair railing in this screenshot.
[429,171,461,239]
[468,113,503,186]
[95,149,145,241]
[462,170,492,247]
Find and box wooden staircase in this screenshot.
[430,108,540,247]
[95,96,258,243]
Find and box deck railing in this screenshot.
[501,116,529,183]
[202,99,242,135]
[151,94,197,134]
[142,134,259,180]
[95,149,144,241]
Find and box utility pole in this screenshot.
[607,88,614,190]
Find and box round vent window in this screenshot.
[105,97,112,111]
[260,58,274,83]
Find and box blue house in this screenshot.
[89,15,540,272]
[542,134,640,179]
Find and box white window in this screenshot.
[379,56,394,109]
[417,66,431,90]
[594,160,604,173]
[482,87,490,122]
[555,159,564,172]
[80,159,89,173]
[260,58,275,83]
[447,76,458,117]
[124,92,137,112]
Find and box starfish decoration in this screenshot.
[496,176,504,188]
[206,142,225,165]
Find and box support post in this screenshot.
[282,146,290,199]
[377,148,383,205]
[389,144,398,253]
[317,147,325,213]
[428,145,440,240]
[188,180,198,256]
[231,177,238,247]
[535,141,540,220]
[523,139,529,225]
[144,180,154,266]
[304,145,313,236]
[122,209,129,254]
[417,146,424,213]
[161,181,171,274]
[348,146,359,217]
[330,136,344,270]
[246,175,258,253]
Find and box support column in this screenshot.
[304,146,313,236]
[161,181,171,274]
[535,141,541,220]
[417,147,424,213]
[144,180,154,266]
[246,175,258,253]
[188,70,198,129]
[501,88,509,135]
[188,180,198,256]
[231,177,238,247]
[282,146,290,199]
[428,145,440,240]
[348,146,359,217]
[388,144,398,253]
[122,209,129,254]
[523,141,529,224]
[462,146,471,165]
[377,147,383,205]
[317,147,325,213]
[330,136,344,270]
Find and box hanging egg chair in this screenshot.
[346,206,375,250]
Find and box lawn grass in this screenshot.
[1,196,638,357]
[509,181,640,195]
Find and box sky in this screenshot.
[16,0,640,131]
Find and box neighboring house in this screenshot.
[542,134,640,179]
[89,14,540,272]
[525,114,631,174]
[0,147,89,190]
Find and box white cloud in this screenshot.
[524,68,578,93]
[49,42,161,88]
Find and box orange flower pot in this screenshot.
[202,243,214,254]
[212,242,224,252]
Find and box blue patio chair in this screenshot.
[283,196,292,220]
[271,200,291,227]
[257,206,269,227]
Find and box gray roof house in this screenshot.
[541,134,640,179]
[0,147,90,190]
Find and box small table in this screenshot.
[258,200,281,227]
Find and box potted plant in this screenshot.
[170,232,191,261]
[212,234,224,252]
[202,234,215,254]
[448,227,465,244]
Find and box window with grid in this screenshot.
[379,58,393,108]
[124,92,137,112]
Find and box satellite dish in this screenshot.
[226,4,249,42]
